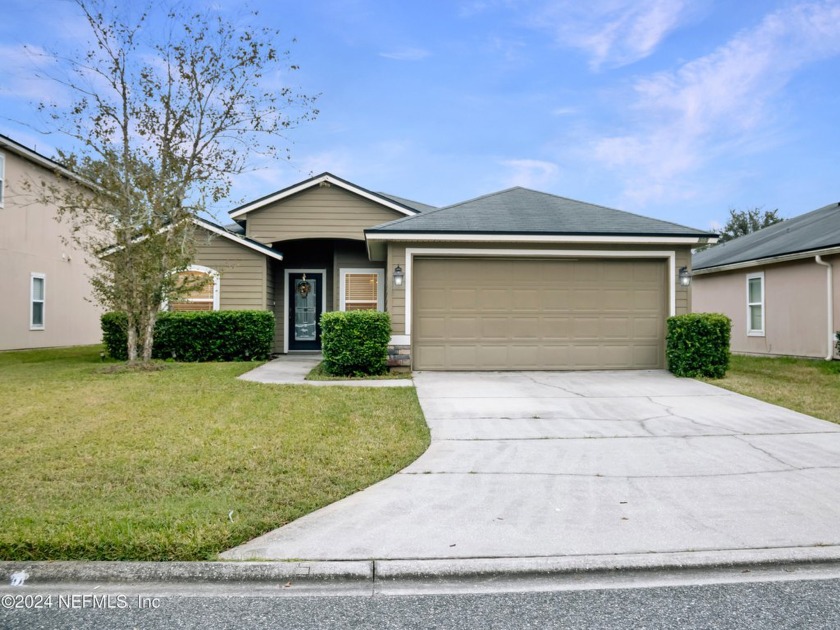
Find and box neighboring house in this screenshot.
[0,135,101,351]
[692,203,840,360]
[181,172,714,370]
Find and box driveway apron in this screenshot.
[221,370,840,561]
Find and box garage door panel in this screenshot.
[633,345,661,366]
[510,317,540,339]
[539,345,570,365]
[541,289,570,310]
[511,289,540,310]
[414,316,447,339]
[449,345,479,369]
[602,317,632,338]
[475,345,511,369]
[447,317,478,339]
[450,289,478,310]
[481,317,510,339]
[540,317,572,339]
[634,318,662,339]
[413,258,666,370]
[571,317,603,339]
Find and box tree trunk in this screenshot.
[126,316,138,363]
[141,309,157,363]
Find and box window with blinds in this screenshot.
[344,273,379,311]
[169,270,216,311]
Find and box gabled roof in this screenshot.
[99,216,284,261]
[693,202,840,272]
[376,192,437,214]
[366,187,715,239]
[195,217,283,261]
[0,133,92,188]
[228,172,421,220]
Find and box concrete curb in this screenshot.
[5,546,840,586]
[375,546,840,581]
[0,561,371,585]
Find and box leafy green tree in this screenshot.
[718,207,784,243]
[32,0,317,363]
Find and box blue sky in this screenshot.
[2,0,840,231]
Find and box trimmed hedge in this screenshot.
[101,311,274,362]
[321,310,391,376]
[666,313,732,378]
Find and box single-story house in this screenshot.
[181,172,715,370]
[692,202,840,360]
[0,134,102,351]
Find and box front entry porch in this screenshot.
[269,239,386,354]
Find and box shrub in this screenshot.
[101,311,274,362]
[320,310,391,376]
[666,313,732,378]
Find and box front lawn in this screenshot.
[0,346,429,561]
[704,354,840,424]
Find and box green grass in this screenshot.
[0,346,429,561]
[305,361,411,381]
[703,354,840,424]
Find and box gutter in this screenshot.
[693,245,840,276]
[815,255,835,361]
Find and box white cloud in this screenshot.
[528,0,698,69]
[588,0,840,206]
[500,158,558,188]
[0,44,67,104]
[379,47,431,61]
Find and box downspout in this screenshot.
[815,255,834,360]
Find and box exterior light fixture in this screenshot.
[393,265,404,287]
[679,266,692,287]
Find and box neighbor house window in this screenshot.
[0,152,5,208]
[30,273,45,330]
[747,272,764,336]
[340,269,384,311]
[168,265,220,311]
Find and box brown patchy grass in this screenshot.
[703,354,840,424]
[0,346,429,561]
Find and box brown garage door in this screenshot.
[412,257,667,370]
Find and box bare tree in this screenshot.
[34,0,317,363]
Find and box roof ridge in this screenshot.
[228,172,420,218]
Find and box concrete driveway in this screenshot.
[222,370,840,563]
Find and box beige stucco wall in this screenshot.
[385,241,693,336]
[192,228,267,311]
[0,149,102,350]
[692,255,840,359]
[245,186,405,244]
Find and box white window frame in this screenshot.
[746,271,765,337]
[166,265,220,311]
[30,273,45,330]
[339,268,384,312]
[0,152,5,208]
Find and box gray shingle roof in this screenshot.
[367,187,714,237]
[692,202,840,271]
[376,192,437,214]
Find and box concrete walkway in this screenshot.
[222,370,840,568]
[238,354,413,387]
